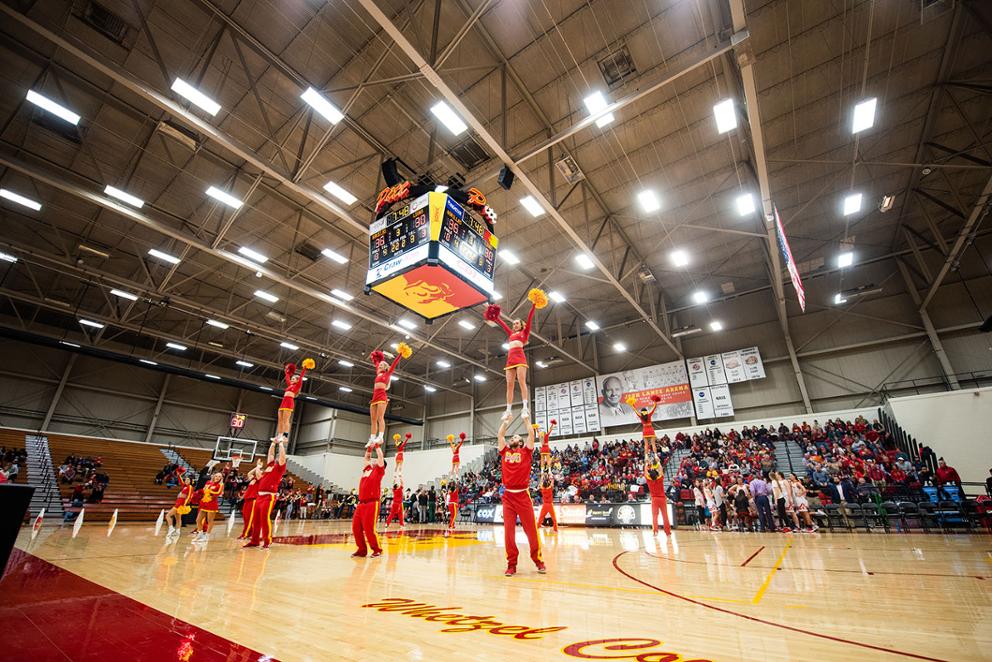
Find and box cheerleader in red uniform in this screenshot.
[539,419,557,473]
[393,432,411,481]
[627,394,661,440]
[447,432,465,477]
[447,482,459,530]
[368,343,411,446]
[484,288,547,421]
[385,479,405,530]
[238,459,264,540]
[537,470,558,532]
[193,472,223,541]
[275,358,314,443]
[165,468,193,534]
[643,436,672,535]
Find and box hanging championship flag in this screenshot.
[155,508,165,536]
[773,205,806,312]
[107,509,119,536]
[31,508,45,540]
[72,508,85,538]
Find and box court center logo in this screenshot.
[615,505,637,526]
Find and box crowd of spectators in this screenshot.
[58,454,109,504]
[0,445,26,483]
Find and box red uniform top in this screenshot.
[358,462,385,502]
[243,477,260,500]
[540,423,556,454]
[175,484,193,505]
[200,480,222,505]
[256,462,287,493]
[451,440,463,461]
[500,446,533,490]
[646,476,666,499]
[494,305,535,345]
[448,489,459,507]
[374,355,402,390]
[540,485,553,503]
[391,486,403,503]
[283,364,307,397]
[636,403,659,437]
[395,438,408,458]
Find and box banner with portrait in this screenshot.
[594,360,693,427]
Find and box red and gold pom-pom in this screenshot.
[405,432,412,439]
[484,303,502,321]
[459,432,466,441]
[550,418,557,425]
[446,434,455,442]
[397,342,412,359]
[286,362,297,374]
[528,288,548,309]
[302,357,316,370]
[370,349,385,366]
[531,423,540,430]
[651,394,661,403]
[177,506,191,515]
[393,433,401,441]
[625,395,637,407]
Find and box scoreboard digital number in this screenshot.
[369,206,429,271]
[438,207,496,280]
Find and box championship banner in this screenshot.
[721,350,746,383]
[692,387,715,419]
[711,384,735,418]
[774,204,806,312]
[534,386,547,413]
[687,356,708,389]
[740,346,766,380]
[704,355,727,386]
[595,360,693,427]
[569,380,584,406]
[571,408,587,435]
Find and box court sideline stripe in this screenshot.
[740,546,765,567]
[751,542,790,604]
[611,551,947,662]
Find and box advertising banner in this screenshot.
[595,360,693,426]
[720,350,746,383]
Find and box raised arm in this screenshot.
[484,304,513,335]
[277,437,287,466]
[371,443,384,468]
[267,439,276,464]
[524,413,535,450]
[385,354,402,380]
[284,364,295,387]
[521,303,537,340]
[497,419,509,451]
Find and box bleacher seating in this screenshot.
[0,428,29,484]
[175,445,313,496]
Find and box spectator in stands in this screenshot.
[935,458,964,500]
[6,460,18,482]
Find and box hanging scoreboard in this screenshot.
[366,191,498,321]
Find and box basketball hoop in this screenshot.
[231,451,244,470]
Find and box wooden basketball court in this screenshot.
[8,521,990,661]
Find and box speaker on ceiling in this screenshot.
[497,165,515,191]
[381,158,402,186]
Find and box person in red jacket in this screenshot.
[165,469,193,534]
[243,437,287,549]
[536,471,558,532]
[193,472,224,541]
[935,458,964,499]
[447,482,459,530]
[539,419,557,473]
[238,459,264,540]
[385,479,405,530]
[352,442,386,558]
[498,413,544,577]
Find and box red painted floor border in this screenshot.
[1,548,274,661]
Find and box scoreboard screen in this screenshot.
[437,200,496,280]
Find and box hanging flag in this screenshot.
[774,205,806,311]
[226,512,236,535]
[155,508,165,536]
[107,509,119,536]
[31,508,46,540]
[72,508,85,538]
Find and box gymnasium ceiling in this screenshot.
[0,0,990,409]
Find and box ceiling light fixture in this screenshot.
[458,319,476,330]
[139,358,157,365]
[280,341,300,350]
[0,251,17,263]
[436,360,451,368]
[548,290,566,303]
[613,342,626,352]
[205,374,220,380]
[321,248,348,264]
[171,78,221,116]
[254,289,279,303]
[206,186,243,209]
[236,360,254,368]
[330,288,353,301]
[713,98,737,133]
[585,320,600,331]
[637,189,661,213]
[237,246,267,264]
[519,195,545,217]
[26,89,81,124]
[583,91,614,128]
[397,318,417,330]
[473,374,487,382]
[323,181,357,206]
[499,249,520,265]
[166,342,187,351]
[331,319,352,331]
[837,251,854,268]
[339,386,353,393]
[536,360,547,368]
[0,188,42,211]
[104,185,144,208]
[692,290,709,304]
[430,101,468,135]
[338,359,354,368]
[851,97,877,134]
[300,86,344,124]
[670,249,689,267]
[109,288,138,301]
[206,319,229,329]
[834,293,847,305]
[78,319,104,329]
[843,192,863,216]
[709,320,724,332]
[424,385,437,393]
[147,248,181,265]
[735,193,756,216]
[574,253,595,270]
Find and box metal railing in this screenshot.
[880,371,992,400]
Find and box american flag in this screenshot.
[773,205,806,312]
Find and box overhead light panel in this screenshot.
[473,374,487,382]
[535,360,547,369]
[492,291,503,301]
[330,288,353,301]
[139,358,157,365]
[166,342,187,351]
[280,341,300,350]
[0,188,42,211]
[574,253,595,270]
[637,189,661,213]
[585,320,600,331]
[735,193,756,216]
[254,289,279,303]
[338,359,354,368]
[104,185,144,208]
[713,98,737,133]
[583,91,614,128]
[837,251,854,268]
[548,290,566,303]
[331,319,352,331]
[613,342,626,352]
[519,195,545,217]
[206,319,229,329]
[321,248,348,264]
[323,181,357,206]
[171,78,221,116]
[709,320,724,332]
[236,360,254,368]
[692,290,709,304]
[424,385,437,393]
[879,194,895,213]
[670,249,689,267]
[843,192,863,216]
[110,288,138,301]
[237,246,267,264]
[0,251,17,263]
[430,101,468,135]
[499,249,520,265]
[458,319,476,330]
[148,248,181,265]
[851,98,877,134]
[206,186,243,210]
[338,386,353,393]
[205,374,220,380]
[833,293,847,305]
[436,360,451,368]
[672,326,701,338]
[397,318,417,330]
[78,319,104,329]
[300,86,344,124]
[26,90,81,125]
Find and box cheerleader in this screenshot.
[447,432,465,477]
[788,473,818,532]
[539,419,557,473]
[484,288,547,420]
[165,468,193,534]
[393,432,411,481]
[368,343,411,446]
[274,358,314,443]
[626,394,661,440]
[238,459,264,540]
[536,471,558,532]
[193,471,223,541]
[446,482,459,530]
